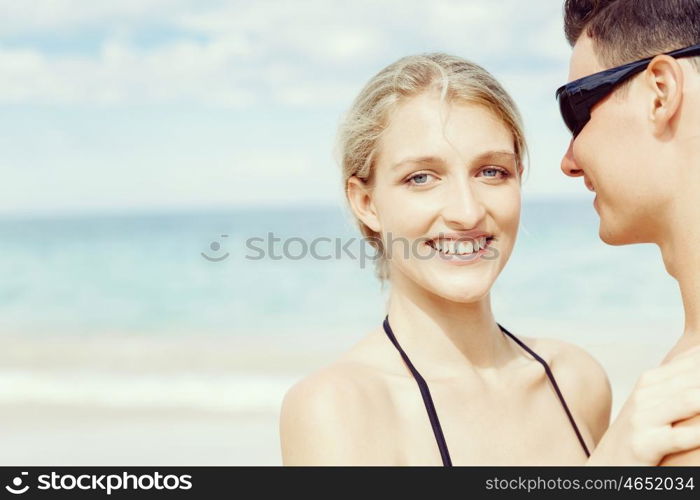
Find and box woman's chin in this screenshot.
[421,276,492,304]
[438,288,490,304]
[396,258,501,302]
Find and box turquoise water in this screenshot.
[0,201,682,342]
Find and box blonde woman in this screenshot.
[280,53,700,465]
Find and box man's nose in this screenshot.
[560,140,583,177]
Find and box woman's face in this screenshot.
[370,91,521,303]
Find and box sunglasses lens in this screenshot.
[558,91,579,135]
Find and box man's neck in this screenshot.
[660,196,700,360]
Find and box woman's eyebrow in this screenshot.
[392,150,516,170]
[391,155,445,170]
[471,150,517,164]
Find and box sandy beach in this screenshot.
[0,321,682,466]
[0,332,335,466]
[0,404,281,466]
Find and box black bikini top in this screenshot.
[382,315,590,466]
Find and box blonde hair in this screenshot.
[337,52,528,283]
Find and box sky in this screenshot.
[0,0,591,216]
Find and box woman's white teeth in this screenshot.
[433,238,488,255]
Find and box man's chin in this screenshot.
[598,219,633,246]
[597,203,656,245]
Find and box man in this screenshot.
[559,0,700,464]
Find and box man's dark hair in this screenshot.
[563,0,700,69]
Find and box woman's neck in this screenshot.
[385,272,514,378]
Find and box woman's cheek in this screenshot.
[486,187,520,223]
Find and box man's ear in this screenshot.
[644,54,684,137]
[346,175,381,233]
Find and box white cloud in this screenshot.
[0,1,583,214]
[0,39,256,106]
[0,0,189,35]
[175,1,391,63]
[0,1,571,108]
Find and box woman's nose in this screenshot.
[441,179,486,229]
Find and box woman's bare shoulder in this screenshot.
[516,334,612,444]
[282,350,385,416]
[279,328,395,464]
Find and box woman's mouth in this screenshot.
[425,236,495,264]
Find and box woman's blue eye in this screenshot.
[480,167,508,178]
[408,173,432,185]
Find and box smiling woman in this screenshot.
[279,53,596,465]
[278,52,700,466]
[336,54,527,284]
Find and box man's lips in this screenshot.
[584,177,595,192]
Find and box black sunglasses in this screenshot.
[556,42,700,137]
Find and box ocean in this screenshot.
[0,200,682,343]
[0,200,685,463]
